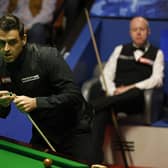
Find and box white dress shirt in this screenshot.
[100,44,164,96]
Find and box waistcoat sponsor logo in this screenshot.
[139,57,154,66]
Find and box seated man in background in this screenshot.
[91,16,164,162]
[98,16,164,109]
[0,0,56,44]
[0,14,97,164]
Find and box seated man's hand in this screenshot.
[114,85,135,95]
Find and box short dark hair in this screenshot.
[0,14,24,38]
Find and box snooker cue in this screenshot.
[84,8,129,168]
[8,92,56,152]
[27,114,56,152]
[84,8,108,94]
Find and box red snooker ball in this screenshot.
[43,158,53,167]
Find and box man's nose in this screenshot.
[4,43,9,51]
[137,28,142,34]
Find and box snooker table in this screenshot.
[0,136,89,168]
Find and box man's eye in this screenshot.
[0,40,5,48]
[8,39,17,45]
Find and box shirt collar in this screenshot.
[132,42,150,52]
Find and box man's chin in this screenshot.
[3,57,14,63]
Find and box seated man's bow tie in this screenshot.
[133,46,145,52]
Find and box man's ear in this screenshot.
[22,34,27,46]
[148,28,151,35]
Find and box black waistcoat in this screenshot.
[114,43,158,86]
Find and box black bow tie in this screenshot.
[133,46,145,52]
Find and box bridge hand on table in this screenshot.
[0,90,15,107]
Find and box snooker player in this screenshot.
[0,14,97,164]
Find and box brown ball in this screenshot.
[43,158,53,167]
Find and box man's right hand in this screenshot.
[0,91,15,107]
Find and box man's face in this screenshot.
[0,29,26,63]
[130,18,150,47]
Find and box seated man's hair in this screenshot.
[0,14,24,38]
